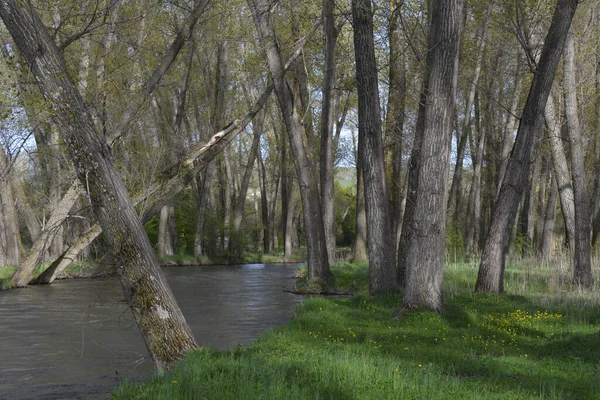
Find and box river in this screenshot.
[0,263,302,400]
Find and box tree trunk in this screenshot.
[352,0,397,294]
[36,223,103,284]
[540,174,558,260]
[447,9,488,216]
[535,154,550,254]
[256,145,271,254]
[231,112,263,254]
[248,0,332,285]
[0,149,21,267]
[353,139,368,261]
[319,0,339,265]
[386,0,407,254]
[545,93,576,248]
[563,32,593,287]
[475,0,578,293]
[465,106,485,254]
[0,0,199,369]
[497,58,523,198]
[517,132,542,256]
[401,0,463,312]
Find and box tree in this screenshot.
[476,0,578,294]
[247,0,332,287]
[352,0,397,294]
[401,0,464,312]
[319,0,340,265]
[563,32,592,287]
[0,0,205,369]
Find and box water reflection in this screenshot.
[0,263,301,400]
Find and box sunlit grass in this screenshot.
[113,256,600,399]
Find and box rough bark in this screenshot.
[476,0,578,293]
[248,0,331,285]
[352,0,397,294]
[319,0,339,265]
[0,0,198,369]
[545,93,576,248]
[402,0,463,312]
[353,138,368,261]
[563,32,592,287]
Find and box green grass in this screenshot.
[113,257,600,399]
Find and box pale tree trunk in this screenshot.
[11,184,82,287]
[12,177,41,243]
[156,44,194,259]
[257,147,271,254]
[0,0,202,369]
[0,204,6,267]
[563,32,592,287]
[352,0,397,294]
[465,112,485,254]
[267,154,280,253]
[545,93,576,248]
[36,223,103,284]
[401,0,463,312]
[540,174,558,260]
[447,8,488,216]
[285,193,298,259]
[535,154,550,254]
[517,132,542,256]
[386,0,407,253]
[319,0,339,265]
[476,0,578,293]
[219,147,234,251]
[0,147,21,267]
[290,0,314,144]
[248,0,332,285]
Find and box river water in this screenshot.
[0,263,302,400]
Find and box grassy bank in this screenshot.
[113,257,600,399]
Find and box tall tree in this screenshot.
[319,0,340,265]
[352,0,397,294]
[476,0,578,294]
[401,0,464,312]
[247,0,332,286]
[563,32,592,287]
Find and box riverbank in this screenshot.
[113,257,600,399]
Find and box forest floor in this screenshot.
[112,254,600,399]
